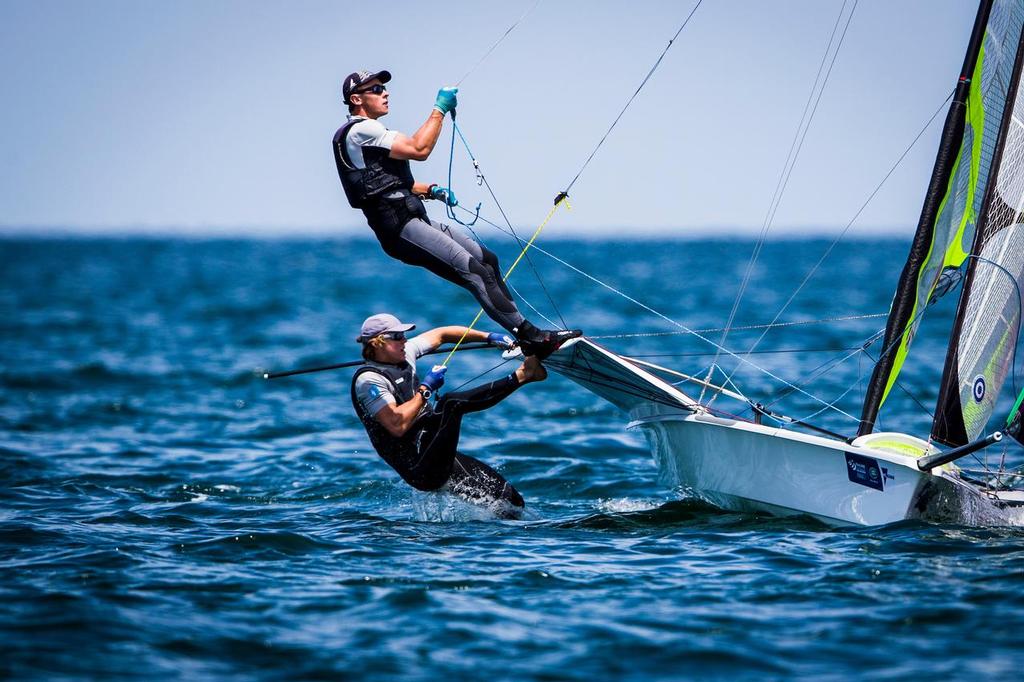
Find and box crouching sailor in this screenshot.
[333,69,580,359]
[350,313,545,517]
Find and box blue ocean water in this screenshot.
[2,236,1023,680]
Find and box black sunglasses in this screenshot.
[379,331,405,341]
[355,84,387,96]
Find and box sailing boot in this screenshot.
[513,320,583,360]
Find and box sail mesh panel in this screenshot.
[933,4,1024,445]
[955,224,1024,440]
[952,68,1024,441]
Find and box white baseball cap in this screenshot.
[356,313,415,343]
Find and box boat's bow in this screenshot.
[545,336,697,418]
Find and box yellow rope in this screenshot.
[440,196,571,366]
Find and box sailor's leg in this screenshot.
[436,374,521,416]
[435,222,584,359]
[405,374,522,488]
[446,452,525,517]
[400,411,461,492]
[383,217,526,333]
[440,222,519,307]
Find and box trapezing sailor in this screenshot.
[351,313,548,517]
[332,69,581,360]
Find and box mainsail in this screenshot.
[859,0,1024,435]
[933,14,1024,445]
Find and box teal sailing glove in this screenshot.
[434,86,458,115]
[428,185,458,207]
[487,332,515,350]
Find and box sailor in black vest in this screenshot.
[333,69,580,360]
[350,313,546,517]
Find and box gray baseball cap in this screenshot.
[356,313,415,343]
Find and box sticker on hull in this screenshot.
[845,452,885,491]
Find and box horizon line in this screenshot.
[0,223,915,239]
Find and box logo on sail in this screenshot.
[973,375,986,403]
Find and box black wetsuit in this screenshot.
[351,359,525,516]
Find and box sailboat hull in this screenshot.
[547,338,994,526]
[632,413,931,526]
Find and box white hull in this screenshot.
[635,412,942,526]
[547,338,997,526]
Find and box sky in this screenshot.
[0,0,979,237]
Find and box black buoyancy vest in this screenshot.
[350,362,422,472]
[332,119,417,209]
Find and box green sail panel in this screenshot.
[1005,387,1024,443]
[859,0,1024,435]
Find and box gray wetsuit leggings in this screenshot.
[378,217,526,333]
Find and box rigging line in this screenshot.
[455,0,544,88]
[589,313,888,338]
[764,284,938,416]
[440,197,571,366]
[622,346,866,358]
[505,279,561,329]
[711,87,958,402]
[760,0,852,239]
[447,357,516,393]
[474,174,570,330]
[559,0,704,197]
[960,468,1024,480]
[858,345,934,421]
[452,121,569,329]
[627,359,750,402]
[457,202,882,352]
[708,0,852,360]
[761,0,859,245]
[789,366,865,427]
[541,356,705,413]
[576,350,846,437]
[451,202,857,418]
[444,122,481,228]
[762,331,882,410]
[704,0,858,401]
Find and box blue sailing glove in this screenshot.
[433,86,458,115]
[420,365,447,392]
[428,185,458,207]
[487,332,515,350]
